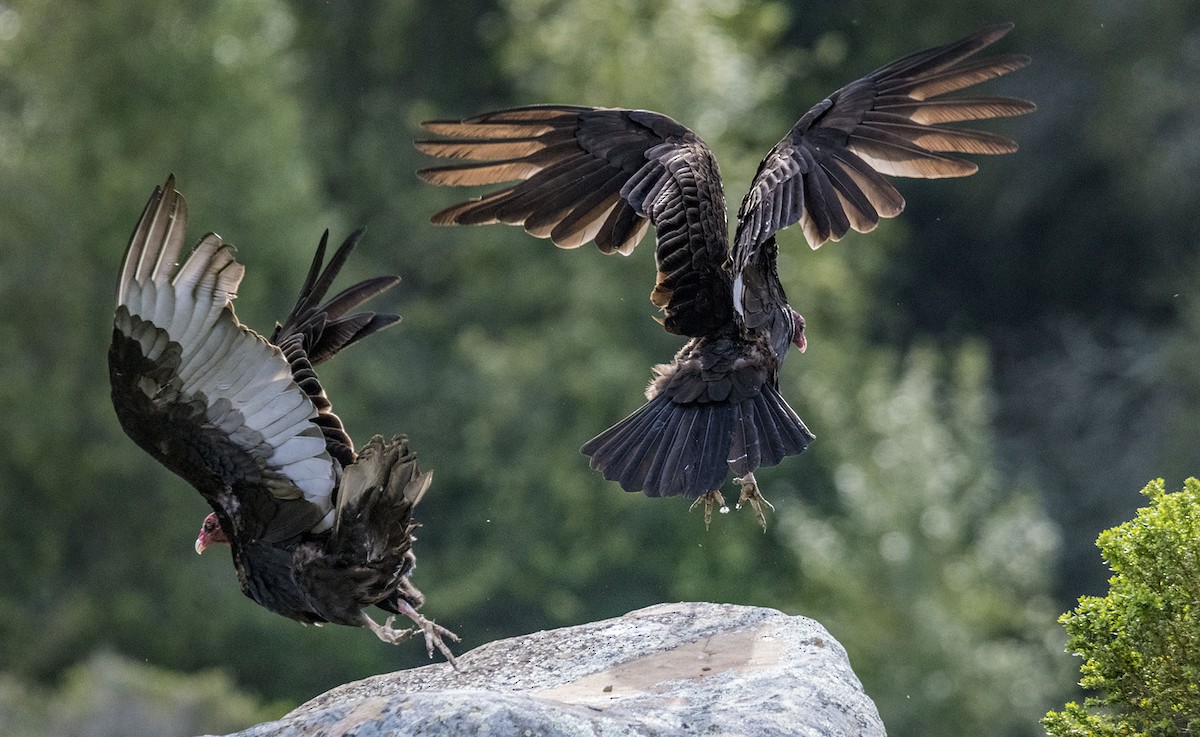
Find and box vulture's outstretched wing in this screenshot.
[109,176,339,540]
[417,106,733,338]
[269,230,400,467]
[733,23,1034,258]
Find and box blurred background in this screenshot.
[0,0,1197,735]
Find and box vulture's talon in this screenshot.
[690,491,728,529]
[397,600,461,669]
[734,473,773,531]
[364,613,415,645]
[422,621,461,670]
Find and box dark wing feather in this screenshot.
[271,229,401,362]
[733,22,1035,258]
[270,229,402,466]
[418,105,733,337]
[109,176,339,539]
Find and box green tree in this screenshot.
[1045,478,1200,737]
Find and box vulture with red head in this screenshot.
[417,24,1034,526]
[108,176,457,664]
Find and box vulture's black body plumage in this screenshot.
[108,177,456,662]
[418,25,1034,524]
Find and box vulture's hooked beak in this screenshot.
[791,310,807,353]
[195,512,228,554]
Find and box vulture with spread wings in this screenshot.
[108,176,457,663]
[418,24,1034,526]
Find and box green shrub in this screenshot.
[1044,478,1200,736]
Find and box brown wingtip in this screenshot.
[420,119,473,136]
[999,53,1033,75]
[960,22,1016,51]
[414,166,442,184]
[412,140,441,156]
[427,200,475,226]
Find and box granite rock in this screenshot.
[211,602,886,737]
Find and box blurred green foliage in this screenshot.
[0,0,1195,735]
[1044,478,1200,737]
[779,344,1064,732]
[0,651,282,737]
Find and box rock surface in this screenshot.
[212,602,886,737]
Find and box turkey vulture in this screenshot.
[416,24,1034,526]
[109,176,458,663]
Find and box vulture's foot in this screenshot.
[689,490,729,529]
[397,600,461,669]
[734,472,774,531]
[364,613,415,645]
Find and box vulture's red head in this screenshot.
[791,309,807,353]
[195,512,230,554]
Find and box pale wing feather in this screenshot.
[186,320,244,391]
[231,347,288,404]
[254,393,315,440]
[115,178,338,517]
[237,373,296,416]
[182,316,241,388]
[269,432,329,466]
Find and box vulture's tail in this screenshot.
[580,384,814,499]
[333,434,430,561]
[345,435,444,644]
[296,434,446,654]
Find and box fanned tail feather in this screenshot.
[581,385,814,499]
[728,384,814,477]
[333,434,429,556]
